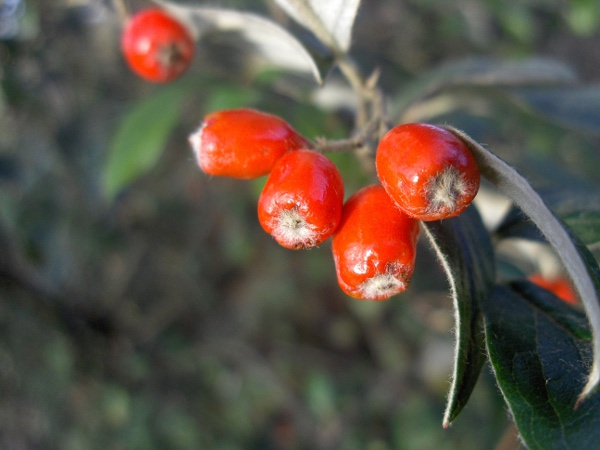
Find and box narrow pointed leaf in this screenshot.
[393,58,577,116]
[273,0,361,52]
[509,86,600,134]
[447,126,600,403]
[484,281,600,450]
[421,205,495,426]
[104,85,187,200]
[157,0,324,83]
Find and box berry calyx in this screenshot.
[258,150,344,250]
[332,185,420,300]
[190,108,310,179]
[376,123,480,221]
[121,8,195,83]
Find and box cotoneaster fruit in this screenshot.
[529,273,578,304]
[189,108,309,179]
[258,150,344,250]
[376,123,480,221]
[332,184,420,300]
[121,8,195,83]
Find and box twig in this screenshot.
[312,117,380,153]
[112,0,130,24]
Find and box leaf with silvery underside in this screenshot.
[273,0,361,52]
[421,205,494,427]
[155,0,324,84]
[393,57,577,117]
[447,126,600,405]
[508,86,600,134]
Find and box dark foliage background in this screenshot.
[1,0,600,448]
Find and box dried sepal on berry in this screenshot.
[376,123,480,221]
[258,150,344,250]
[332,184,420,300]
[189,108,309,179]
[121,8,195,83]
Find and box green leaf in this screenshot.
[447,126,600,402]
[494,205,545,243]
[567,0,600,36]
[562,211,600,247]
[103,85,187,200]
[496,4,535,44]
[421,205,495,427]
[509,86,600,134]
[542,190,600,247]
[483,281,600,450]
[495,188,600,247]
[203,84,260,112]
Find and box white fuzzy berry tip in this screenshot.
[356,262,412,300]
[271,207,320,250]
[425,165,477,217]
[358,273,407,300]
[188,124,205,166]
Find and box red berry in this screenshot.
[190,108,309,179]
[121,8,195,83]
[258,150,344,250]
[376,123,480,221]
[332,185,420,301]
[529,274,578,304]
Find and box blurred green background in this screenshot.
[2,0,600,449]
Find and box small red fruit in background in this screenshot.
[376,123,480,221]
[121,8,195,83]
[529,274,578,304]
[190,108,309,179]
[332,185,420,301]
[258,150,344,250]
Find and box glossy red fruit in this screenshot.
[376,123,480,221]
[190,108,309,179]
[121,8,195,83]
[258,150,344,250]
[529,274,578,304]
[332,185,420,300]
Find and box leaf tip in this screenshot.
[575,364,600,409]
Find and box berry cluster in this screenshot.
[189,108,481,301]
[119,8,482,301]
